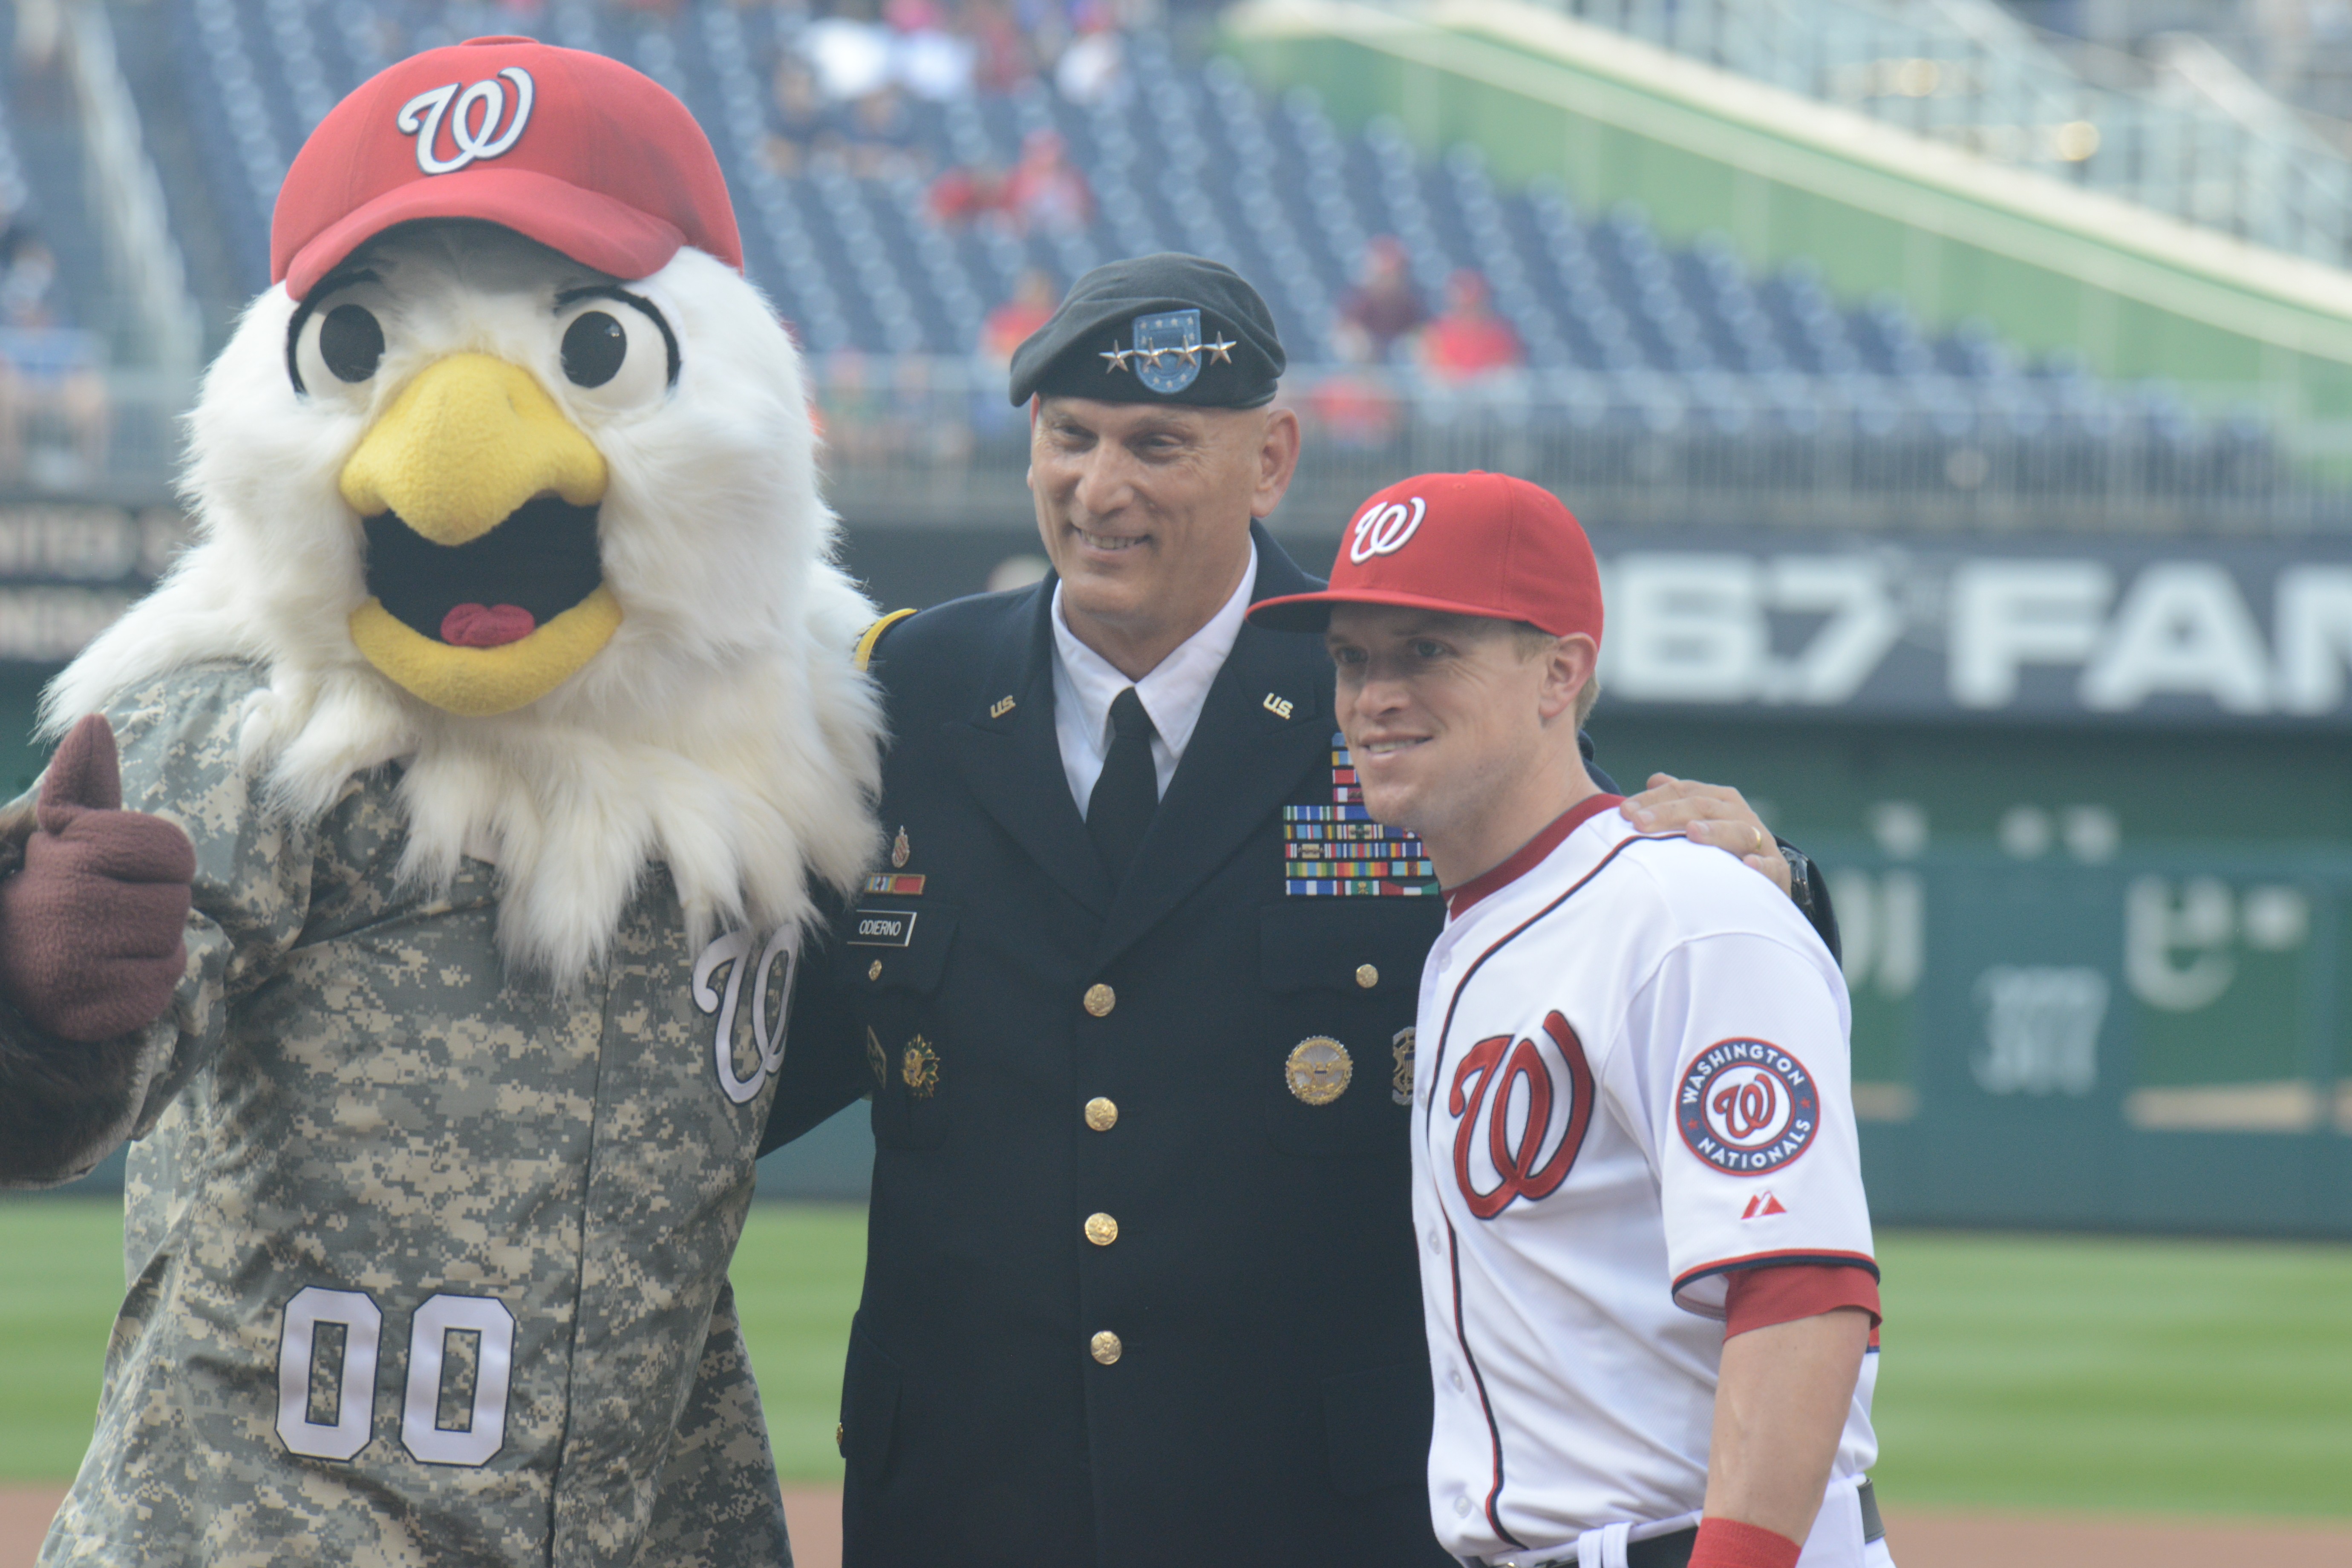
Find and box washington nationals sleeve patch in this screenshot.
[1675,1039,1820,1176]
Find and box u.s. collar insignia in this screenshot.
[1286,1035,1352,1105]
[1132,309,1205,395]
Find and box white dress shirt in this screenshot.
[1051,540,1259,814]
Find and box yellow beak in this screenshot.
[341,353,607,544]
[341,353,622,718]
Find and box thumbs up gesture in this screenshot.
[0,716,196,1041]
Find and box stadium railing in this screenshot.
[22,355,2345,537]
[810,354,2347,534]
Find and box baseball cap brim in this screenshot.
[1249,586,1544,634]
[284,166,687,300]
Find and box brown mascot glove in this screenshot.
[0,715,196,1041]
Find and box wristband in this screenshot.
[1687,1516,1802,1568]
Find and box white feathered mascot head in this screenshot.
[46,37,883,980]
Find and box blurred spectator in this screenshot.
[928,162,1002,225]
[0,229,107,484]
[965,0,1037,93]
[762,60,832,176]
[1418,269,1522,382]
[980,269,1060,363]
[0,230,57,326]
[12,0,62,73]
[1055,7,1125,104]
[805,15,896,101]
[1305,369,1404,449]
[1332,236,1425,363]
[844,84,924,178]
[887,0,977,99]
[885,0,948,31]
[1001,128,1092,232]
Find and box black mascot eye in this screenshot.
[319,304,384,383]
[562,311,627,387]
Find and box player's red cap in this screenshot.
[271,36,743,300]
[1250,470,1603,644]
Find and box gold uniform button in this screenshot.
[835,1422,846,1450]
[1355,963,1379,989]
[1090,1330,1123,1365]
[1084,1211,1119,1246]
[867,959,883,982]
[1085,1096,1119,1132]
[1084,983,1116,1017]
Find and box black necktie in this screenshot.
[1087,687,1159,884]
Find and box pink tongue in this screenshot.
[441,604,537,648]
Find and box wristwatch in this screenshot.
[1777,842,1818,916]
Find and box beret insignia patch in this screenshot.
[1130,309,1205,395]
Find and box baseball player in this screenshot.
[1252,471,1890,1568]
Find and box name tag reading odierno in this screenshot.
[848,908,919,948]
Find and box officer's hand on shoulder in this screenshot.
[1619,775,1794,899]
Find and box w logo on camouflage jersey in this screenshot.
[692,930,796,1105]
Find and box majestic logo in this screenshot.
[1349,496,1426,565]
[1449,1011,1593,1219]
[1677,1038,1820,1176]
[397,67,535,176]
[691,929,795,1105]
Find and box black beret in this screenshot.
[1008,253,1286,408]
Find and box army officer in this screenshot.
[766,253,1838,1567]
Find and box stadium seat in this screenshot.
[136,0,2261,497]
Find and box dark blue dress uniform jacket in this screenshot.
[767,527,1675,1566]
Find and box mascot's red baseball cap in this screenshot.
[1250,470,1603,644]
[272,36,742,300]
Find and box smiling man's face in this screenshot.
[1326,603,1597,880]
[1029,394,1295,677]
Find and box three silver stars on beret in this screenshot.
[1101,335,1238,372]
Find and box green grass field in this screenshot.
[4,1199,2348,1518]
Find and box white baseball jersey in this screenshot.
[1411,795,1885,1565]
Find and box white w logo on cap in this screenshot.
[398,67,535,176]
[1349,496,1426,565]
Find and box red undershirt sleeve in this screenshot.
[1721,1262,1882,1340]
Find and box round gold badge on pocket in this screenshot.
[1286,1036,1353,1105]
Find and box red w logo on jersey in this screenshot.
[1449,1010,1595,1219]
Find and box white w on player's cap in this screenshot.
[1248,470,1603,644]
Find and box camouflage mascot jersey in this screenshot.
[0,40,882,1568]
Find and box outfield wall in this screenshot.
[14,515,2351,1234]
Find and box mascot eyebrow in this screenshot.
[281,270,682,395]
[555,284,682,388]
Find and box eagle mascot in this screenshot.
[0,38,882,1567]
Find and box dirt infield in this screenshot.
[1879,1509,2352,1567]
[9,1484,2352,1565]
